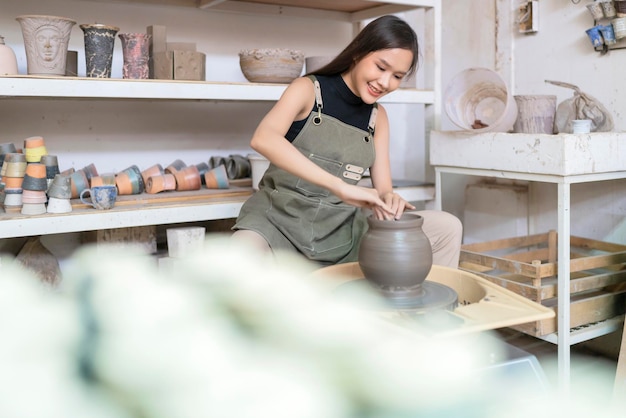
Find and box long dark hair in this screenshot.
[307,15,419,77]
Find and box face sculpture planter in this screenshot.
[16,15,76,76]
[357,212,458,311]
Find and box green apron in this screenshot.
[234,76,377,265]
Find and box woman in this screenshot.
[233,15,462,267]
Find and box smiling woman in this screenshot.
[232,14,463,268]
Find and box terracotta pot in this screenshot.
[358,212,433,293]
[25,162,46,178]
[165,159,186,174]
[174,165,201,191]
[119,165,144,194]
[204,164,229,189]
[3,176,23,189]
[24,136,45,148]
[70,169,89,198]
[141,163,164,185]
[115,172,134,195]
[146,173,176,194]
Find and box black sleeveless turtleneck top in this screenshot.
[285,74,375,142]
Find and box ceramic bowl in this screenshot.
[239,48,304,83]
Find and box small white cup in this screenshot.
[571,119,592,134]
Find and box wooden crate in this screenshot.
[460,231,626,336]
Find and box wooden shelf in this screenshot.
[0,188,253,238]
[0,76,434,104]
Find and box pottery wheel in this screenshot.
[334,279,459,313]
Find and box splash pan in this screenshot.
[312,263,555,338]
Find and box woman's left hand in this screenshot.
[372,192,416,220]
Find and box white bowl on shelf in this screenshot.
[239,48,304,83]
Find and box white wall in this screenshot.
[0,0,426,181]
[438,0,626,245]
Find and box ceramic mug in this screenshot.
[80,185,117,210]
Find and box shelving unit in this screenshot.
[430,130,626,391]
[0,0,441,239]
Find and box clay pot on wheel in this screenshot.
[358,212,433,295]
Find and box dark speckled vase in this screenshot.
[358,212,433,296]
[80,23,119,78]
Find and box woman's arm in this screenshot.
[250,77,393,213]
[369,104,416,219]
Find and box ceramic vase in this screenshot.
[0,35,18,75]
[16,15,76,76]
[118,32,151,79]
[358,212,433,293]
[80,23,119,78]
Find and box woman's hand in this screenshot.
[333,182,395,216]
[372,191,416,220]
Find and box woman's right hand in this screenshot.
[333,182,394,216]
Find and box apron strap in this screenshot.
[313,80,323,125]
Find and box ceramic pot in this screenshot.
[47,174,71,199]
[16,15,76,76]
[118,32,151,79]
[141,163,164,185]
[0,36,18,75]
[80,23,119,78]
[358,212,433,293]
[145,173,176,194]
[174,165,202,191]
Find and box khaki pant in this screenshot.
[232,209,463,269]
[415,210,463,268]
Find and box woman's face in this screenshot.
[343,48,413,104]
[35,26,62,62]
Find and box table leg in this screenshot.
[557,181,571,395]
[435,168,442,211]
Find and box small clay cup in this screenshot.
[145,173,176,194]
[165,159,186,175]
[3,191,22,207]
[226,154,251,179]
[24,136,45,149]
[119,165,144,194]
[70,169,90,198]
[21,202,46,215]
[141,163,164,185]
[0,142,17,155]
[22,175,48,191]
[47,197,72,214]
[174,165,202,191]
[24,146,47,163]
[209,156,226,169]
[21,189,47,204]
[47,174,72,199]
[204,164,229,189]
[81,163,99,180]
[80,185,117,210]
[195,162,209,185]
[25,162,46,179]
[115,172,134,195]
[90,173,116,187]
[40,155,60,179]
[3,176,24,189]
